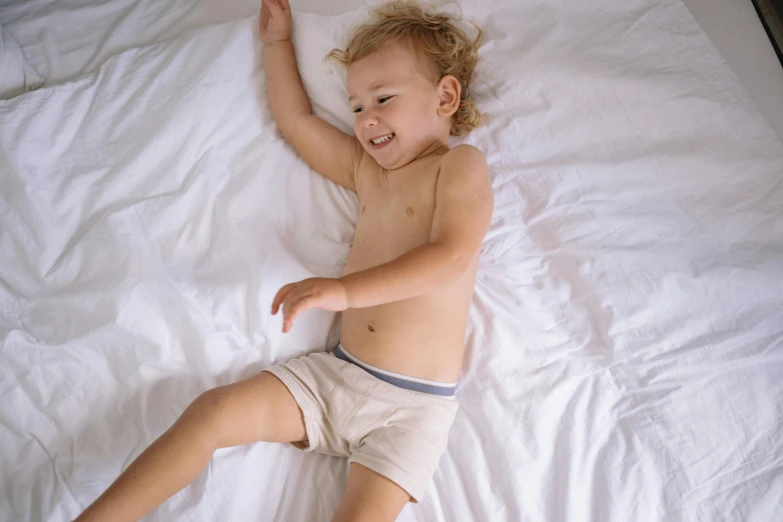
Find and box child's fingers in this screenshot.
[282,293,314,333]
[271,288,283,314]
[265,0,284,17]
[272,284,294,314]
[286,296,313,331]
[278,0,291,12]
[282,293,300,331]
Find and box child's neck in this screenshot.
[411,136,451,163]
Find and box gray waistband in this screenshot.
[332,345,457,397]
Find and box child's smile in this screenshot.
[370,132,395,149]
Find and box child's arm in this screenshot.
[261,0,361,191]
[271,145,493,332]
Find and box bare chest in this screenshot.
[344,159,441,273]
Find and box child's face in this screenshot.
[347,43,447,169]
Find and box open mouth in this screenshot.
[370,133,395,149]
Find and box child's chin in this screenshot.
[366,145,409,170]
[374,156,400,170]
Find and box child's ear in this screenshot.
[436,75,461,118]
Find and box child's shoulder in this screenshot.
[442,143,485,162]
[439,144,488,179]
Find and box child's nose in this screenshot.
[360,111,380,127]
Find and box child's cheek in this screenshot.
[416,96,435,117]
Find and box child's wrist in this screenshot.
[337,277,355,309]
[263,38,291,46]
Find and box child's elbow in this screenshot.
[443,248,475,283]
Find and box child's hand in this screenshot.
[260,0,292,43]
[272,278,349,333]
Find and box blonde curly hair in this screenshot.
[327,0,486,137]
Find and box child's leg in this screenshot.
[331,463,410,522]
[75,371,306,522]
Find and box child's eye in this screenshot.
[379,96,393,103]
[352,106,364,114]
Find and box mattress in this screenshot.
[1,0,782,521]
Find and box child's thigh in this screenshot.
[190,371,306,448]
[331,463,410,522]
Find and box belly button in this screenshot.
[366,323,375,333]
[361,205,367,214]
[405,207,414,217]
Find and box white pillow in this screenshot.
[288,6,490,152]
[289,9,367,134]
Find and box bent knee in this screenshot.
[188,387,231,417]
[183,387,241,444]
[181,374,305,447]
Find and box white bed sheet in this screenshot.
[0,0,259,93]
[1,0,782,521]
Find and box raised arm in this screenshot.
[260,0,362,191]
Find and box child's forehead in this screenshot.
[349,44,417,74]
[346,43,435,89]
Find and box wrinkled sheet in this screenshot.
[1,0,782,521]
[0,0,259,94]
